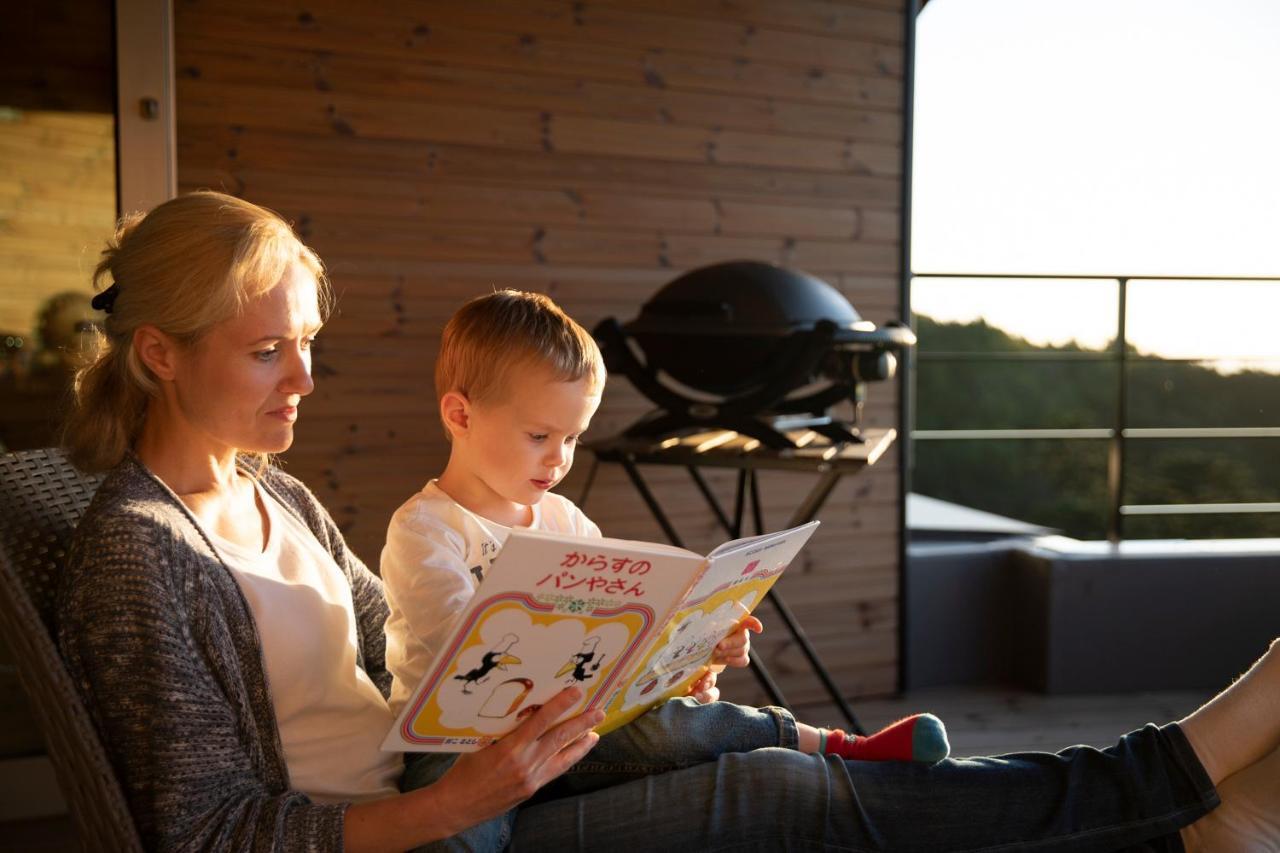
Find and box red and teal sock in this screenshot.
[821,713,949,764]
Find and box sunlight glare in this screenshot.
[912,0,1280,367]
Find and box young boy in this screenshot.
[382,290,948,846]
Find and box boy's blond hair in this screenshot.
[435,289,605,416]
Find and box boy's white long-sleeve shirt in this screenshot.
[380,480,601,716]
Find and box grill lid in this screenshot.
[625,260,874,339]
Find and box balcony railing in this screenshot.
[910,272,1280,541]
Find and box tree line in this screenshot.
[912,315,1280,539]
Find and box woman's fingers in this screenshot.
[436,688,603,825]
[537,727,601,780]
[531,704,605,767]
[505,686,586,746]
[501,686,604,772]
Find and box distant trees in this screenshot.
[912,316,1280,539]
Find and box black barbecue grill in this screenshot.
[594,260,916,449]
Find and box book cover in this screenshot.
[384,521,819,752]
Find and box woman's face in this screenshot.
[170,261,322,456]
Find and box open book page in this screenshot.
[706,528,798,558]
[384,528,706,752]
[598,521,820,735]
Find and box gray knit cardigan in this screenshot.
[57,454,393,852]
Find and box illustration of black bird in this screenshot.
[556,636,605,684]
[454,633,522,694]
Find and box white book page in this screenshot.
[686,521,820,603]
[705,520,820,559]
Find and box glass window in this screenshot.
[0,0,117,766]
[0,1,117,453]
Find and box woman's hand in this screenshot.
[431,687,603,836]
[710,615,763,669]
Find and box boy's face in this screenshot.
[446,363,601,522]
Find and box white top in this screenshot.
[208,481,403,804]
[381,481,601,715]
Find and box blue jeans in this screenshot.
[403,698,795,851]
[406,704,1217,852]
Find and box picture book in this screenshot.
[384,520,820,752]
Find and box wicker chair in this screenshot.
[0,448,142,851]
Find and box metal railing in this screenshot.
[910,272,1280,541]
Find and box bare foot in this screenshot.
[1181,744,1280,852]
[1179,639,1280,784]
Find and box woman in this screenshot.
[58,191,1278,851]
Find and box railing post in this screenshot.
[897,0,920,702]
[1107,278,1129,542]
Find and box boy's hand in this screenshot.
[687,669,720,704]
[710,615,763,669]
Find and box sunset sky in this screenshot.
[911,0,1280,368]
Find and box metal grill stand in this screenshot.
[580,427,897,734]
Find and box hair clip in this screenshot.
[91,283,121,314]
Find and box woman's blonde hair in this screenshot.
[63,190,330,472]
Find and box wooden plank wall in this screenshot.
[173,0,907,704]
